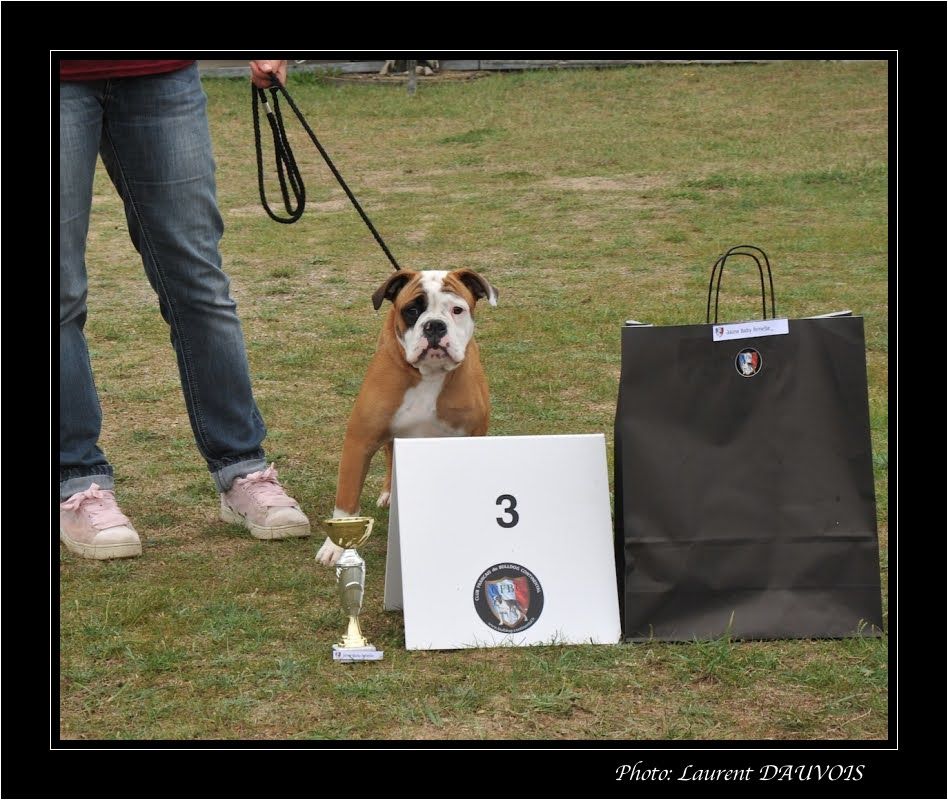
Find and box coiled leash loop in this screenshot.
[252,75,403,271]
[252,83,304,223]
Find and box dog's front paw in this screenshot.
[315,536,345,566]
[376,491,391,508]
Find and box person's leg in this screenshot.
[97,65,308,538]
[59,80,114,499]
[59,80,141,559]
[98,65,267,486]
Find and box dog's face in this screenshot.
[372,269,497,372]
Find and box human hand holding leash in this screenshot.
[250,59,287,88]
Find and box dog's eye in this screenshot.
[404,308,420,323]
[452,306,465,315]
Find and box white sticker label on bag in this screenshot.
[712,318,789,342]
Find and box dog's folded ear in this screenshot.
[454,269,499,307]
[372,271,417,310]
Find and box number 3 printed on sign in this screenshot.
[496,494,519,528]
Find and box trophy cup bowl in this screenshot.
[323,516,383,662]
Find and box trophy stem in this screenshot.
[340,615,368,649]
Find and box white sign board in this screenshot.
[383,434,621,650]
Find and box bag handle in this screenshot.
[706,245,776,324]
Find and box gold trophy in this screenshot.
[323,517,383,662]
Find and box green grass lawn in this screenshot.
[60,61,888,740]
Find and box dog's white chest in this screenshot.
[390,375,462,438]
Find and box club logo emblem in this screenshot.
[473,563,543,634]
[735,347,762,377]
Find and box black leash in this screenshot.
[252,77,403,272]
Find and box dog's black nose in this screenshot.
[423,319,447,339]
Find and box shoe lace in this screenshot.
[234,464,297,507]
[61,483,130,528]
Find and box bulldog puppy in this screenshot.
[316,269,497,565]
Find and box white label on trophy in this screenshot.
[333,647,384,662]
[384,434,621,650]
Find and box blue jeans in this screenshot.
[59,64,267,501]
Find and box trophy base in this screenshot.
[332,645,384,662]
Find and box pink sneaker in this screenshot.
[59,484,142,560]
[220,463,311,540]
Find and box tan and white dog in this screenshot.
[316,269,498,565]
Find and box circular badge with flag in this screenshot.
[735,347,762,377]
[473,563,544,633]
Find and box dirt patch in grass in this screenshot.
[542,174,672,192]
[226,198,351,217]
